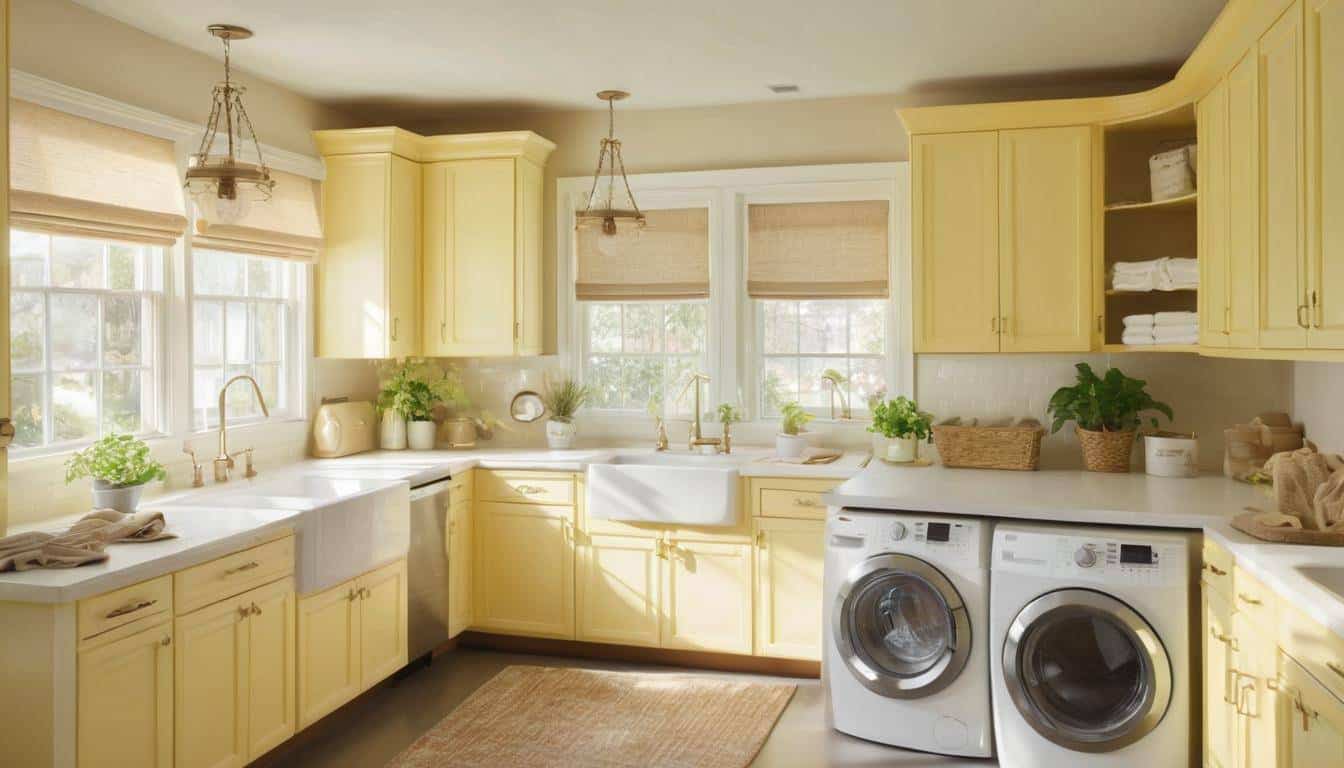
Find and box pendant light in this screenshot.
[576,90,645,236]
[184,24,275,225]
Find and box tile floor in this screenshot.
[255,648,993,767]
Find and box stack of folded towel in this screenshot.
[1121,312,1199,345]
[1111,258,1200,292]
[1157,258,1199,291]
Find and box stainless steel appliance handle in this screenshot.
[408,478,455,502]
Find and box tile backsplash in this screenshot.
[1292,361,1344,453]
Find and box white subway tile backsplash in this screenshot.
[1293,362,1344,452]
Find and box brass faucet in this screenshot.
[215,374,270,483]
[674,372,721,452]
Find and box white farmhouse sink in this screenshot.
[153,473,409,595]
[587,452,740,527]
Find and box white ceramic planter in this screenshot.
[379,411,407,450]
[885,436,918,463]
[1144,433,1199,478]
[91,479,145,513]
[547,419,577,449]
[776,433,808,459]
[407,420,437,450]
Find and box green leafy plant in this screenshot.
[377,359,467,421]
[868,397,934,441]
[64,434,166,488]
[543,377,590,424]
[715,403,743,425]
[1047,363,1174,434]
[779,402,815,435]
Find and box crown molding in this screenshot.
[11,70,325,180]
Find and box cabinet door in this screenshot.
[474,501,576,638]
[1281,654,1344,767]
[447,499,473,638]
[515,158,545,356]
[77,620,173,768]
[1228,53,1262,348]
[1203,586,1237,768]
[911,132,1000,352]
[175,598,247,768]
[358,558,408,689]
[318,154,394,358]
[1307,0,1344,347]
[1233,612,1279,768]
[661,540,753,654]
[387,155,422,358]
[297,580,360,729]
[1260,0,1310,349]
[577,533,661,648]
[998,126,1093,352]
[754,518,824,661]
[244,580,295,763]
[1201,78,1231,346]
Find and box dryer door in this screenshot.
[832,553,971,699]
[1002,588,1173,753]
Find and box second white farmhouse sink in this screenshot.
[154,473,409,595]
[587,452,740,527]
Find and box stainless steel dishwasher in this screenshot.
[407,477,454,663]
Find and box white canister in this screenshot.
[1145,433,1199,477]
[407,420,437,450]
[776,433,808,459]
[546,420,577,450]
[379,410,407,450]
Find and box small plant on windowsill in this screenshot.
[714,403,743,454]
[868,396,933,463]
[542,376,591,450]
[65,433,166,514]
[775,401,817,459]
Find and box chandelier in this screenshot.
[576,90,645,236]
[184,24,274,225]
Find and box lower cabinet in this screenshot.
[297,559,408,729]
[473,501,576,639]
[1203,585,1237,768]
[753,517,825,661]
[662,539,753,654]
[577,533,662,648]
[77,618,174,768]
[1280,654,1344,766]
[447,498,473,638]
[174,577,296,768]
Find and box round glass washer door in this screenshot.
[832,553,971,699]
[1002,588,1172,753]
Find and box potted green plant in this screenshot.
[377,360,445,450]
[868,396,934,463]
[65,434,167,513]
[715,403,743,454]
[542,377,590,449]
[1047,363,1174,473]
[776,402,816,459]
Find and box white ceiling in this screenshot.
[73,0,1227,111]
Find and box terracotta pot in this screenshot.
[1077,427,1137,473]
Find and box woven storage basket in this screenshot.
[932,420,1044,471]
[1077,427,1137,473]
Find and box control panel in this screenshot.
[830,511,988,565]
[995,529,1184,586]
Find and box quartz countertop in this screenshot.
[1203,522,1344,638]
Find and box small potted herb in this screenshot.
[377,359,449,450]
[715,403,743,454]
[868,396,933,463]
[776,402,816,459]
[65,434,166,513]
[1047,363,1174,473]
[542,377,590,449]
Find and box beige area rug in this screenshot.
[386,665,796,768]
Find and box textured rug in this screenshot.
[385,665,796,768]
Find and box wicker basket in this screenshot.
[1077,427,1137,473]
[932,419,1044,471]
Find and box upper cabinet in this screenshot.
[313,128,554,359]
[1306,0,1344,347]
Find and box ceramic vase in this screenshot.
[776,433,808,459]
[91,479,145,514]
[407,420,437,450]
[885,436,918,463]
[547,419,577,449]
[380,410,407,450]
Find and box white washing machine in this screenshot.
[989,522,1192,768]
[823,509,994,758]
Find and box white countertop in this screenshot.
[1204,523,1344,638]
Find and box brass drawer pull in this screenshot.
[160,635,172,647]
[1203,563,1228,576]
[1209,627,1237,650]
[347,588,359,602]
[792,497,820,508]
[1237,592,1263,606]
[513,484,546,495]
[1326,661,1344,680]
[105,598,158,619]
[223,561,261,577]
[251,603,262,616]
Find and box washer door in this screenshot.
[1002,588,1173,753]
[833,553,971,699]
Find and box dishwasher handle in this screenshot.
[409,478,455,502]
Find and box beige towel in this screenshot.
[0,509,175,572]
[69,509,175,544]
[1265,446,1344,531]
[1314,467,1344,532]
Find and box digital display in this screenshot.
[927,523,951,542]
[1120,544,1155,564]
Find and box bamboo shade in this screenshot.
[194,169,323,261]
[576,207,709,301]
[747,200,889,299]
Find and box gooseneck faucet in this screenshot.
[674,372,722,452]
[215,374,270,482]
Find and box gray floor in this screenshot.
[256,648,993,767]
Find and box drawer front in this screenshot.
[1279,603,1344,703]
[753,479,838,520]
[175,536,295,615]
[1201,537,1234,597]
[78,574,173,641]
[1232,565,1278,634]
[478,471,575,506]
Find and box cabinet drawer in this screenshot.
[478,471,575,506]
[1201,536,1234,597]
[1280,602,1344,703]
[175,536,295,615]
[1232,565,1278,635]
[753,479,838,520]
[78,575,173,641]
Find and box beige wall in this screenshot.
[1293,362,1344,453]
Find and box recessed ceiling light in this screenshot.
[768,84,800,94]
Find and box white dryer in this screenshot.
[823,509,993,758]
[989,522,1193,768]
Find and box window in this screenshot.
[582,301,708,416]
[757,299,887,417]
[8,230,164,450]
[191,249,303,430]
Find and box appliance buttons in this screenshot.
[889,522,908,542]
[1074,545,1098,568]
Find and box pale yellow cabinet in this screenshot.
[576,533,662,648]
[174,577,296,768]
[1203,585,1236,768]
[447,496,473,638]
[297,559,408,728]
[77,618,173,768]
[315,150,422,358]
[661,539,753,655]
[754,517,825,661]
[1306,0,1344,347]
[1279,654,1344,767]
[912,126,1093,353]
[473,500,576,639]
[1199,77,1231,345]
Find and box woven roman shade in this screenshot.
[9,99,188,246]
[747,200,889,299]
[576,207,709,301]
[194,169,323,261]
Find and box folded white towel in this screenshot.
[1122,314,1155,328]
[1121,331,1157,346]
[1154,311,1199,326]
[1153,333,1199,345]
[1113,273,1157,292]
[1156,259,1199,291]
[1154,326,1199,341]
[1113,258,1164,274]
